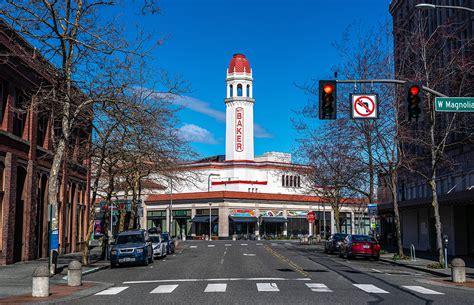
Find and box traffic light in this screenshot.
[319,80,337,120]
[405,82,422,121]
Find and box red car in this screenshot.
[339,234,380,260]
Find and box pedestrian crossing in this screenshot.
[94,283,445,296]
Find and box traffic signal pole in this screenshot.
[335,79,447,97]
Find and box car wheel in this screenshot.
[339,250,343,258]
[110,263,116,269]
[374,255,380,261]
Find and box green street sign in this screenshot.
[435,97,474,112]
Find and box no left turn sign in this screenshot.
[351,94,379,119]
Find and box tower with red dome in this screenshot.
[225,54,254,161]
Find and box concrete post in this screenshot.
[67,260,82,286]
[32,265,49,297]
[451,258,466,283]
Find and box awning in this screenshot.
[260,216,288,223]
[191,215,218,223]
[229,216,258,223]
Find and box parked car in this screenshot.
[339,234,381,260]
[110,230,154,268]
[324,233,348,254]
[161,232,175,254]
[150,234,167,258]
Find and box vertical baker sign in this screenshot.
[235,107,244,152]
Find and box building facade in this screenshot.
[0,20,91,265]
[378,0,474,256]
[144,54,369,239]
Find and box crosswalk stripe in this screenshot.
[284,243,291,246]
[271,243,278,246]
[204,283,227,292]
[150,284,179,294]
[256,243,263,246]
[241,243,248,246]
[225,244,232,246]
[256,283,279,292]
[402,286,444,295]
[189,246,197,248]
[208,245,215,247]
[353,284,389,294]
[95,286,129,295]
[306,283,332,292]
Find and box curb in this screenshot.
[416,278,474,292]
[379,257,450,277]
[62,264,110,280]
[35,281,115,304]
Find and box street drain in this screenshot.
[277,268,294,272]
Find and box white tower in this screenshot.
[225,54,254,161]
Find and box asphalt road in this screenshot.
[79,241,473,304]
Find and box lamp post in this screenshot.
[415,3,474,13]
[168,177,173,236]
[207,173,220,240]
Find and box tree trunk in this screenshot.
[47,137,66,232]
[128,174,139,230]
[334,207,340,233]
[390,169,404,258]
[430,179,444,266]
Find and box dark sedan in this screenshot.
[339,234,381,260]
[161,232,175,254]
[324,233,348,254]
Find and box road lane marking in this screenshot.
[123,277,311,284]
[271,243,278,246]
[243,253,256,256]
[95,287,129,295]
[257,283,279,292]
[225,244,232,246]
[256,243,263,246]
[204,283,227,292]
[306,283,333,292]
[284,243,291,245]
[221,249,227,265]
[371,269,382,273]
[208,245,215,247]
[353,284,389,294]
[189,246,197,248]
[150,284,179,294]
[241,243,248,246]
[402,286,444,295]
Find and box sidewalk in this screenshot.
[0,246,111,302]
[379,250,474,279]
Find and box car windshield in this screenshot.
[334,234,347,241]
[352,235,375,242]
[161,234,169,241]
[150,236,161,243]
[116,234,144,245]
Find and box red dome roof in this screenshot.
[228,53,251,74]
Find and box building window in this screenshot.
[246,85,250,97]
[229,85,233,97]
[297,176,301,187]
[285,175,289,187]
[237,84,242,96]
[281,175,285,187]
[13,93,27,138]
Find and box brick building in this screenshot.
[0,20,91,265]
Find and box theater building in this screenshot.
[0,20,91,265]
[144,54,369,239]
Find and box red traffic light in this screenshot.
[409,85,420,96]
[323,84,334,94]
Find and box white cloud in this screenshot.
[179,124,218,144]
[255,123,274,138]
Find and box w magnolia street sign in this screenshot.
[435,97,474,112]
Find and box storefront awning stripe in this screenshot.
[191,215,218,223]
[260,216,288,223]
[229,216,258,223]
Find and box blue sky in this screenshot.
[121,0,392,158]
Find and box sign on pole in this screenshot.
[351,94,379,119]
[435,97,474,112]
[307,211,315,223]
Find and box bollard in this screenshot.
[32,265,50,297]
[451,258,466,283]
[67,260,83,287]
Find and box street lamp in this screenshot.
[207,173,220,240]
[415,3,474,13]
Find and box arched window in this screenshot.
[229,85,233,97]
[285,175,289,187]
[297,176,301,187]
[290,176,294,187]
[246,85,250,97]
[282,175,285,187]
[237,84,243,96]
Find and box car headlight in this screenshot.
[111,250,117,255]
[136,248,144,253]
